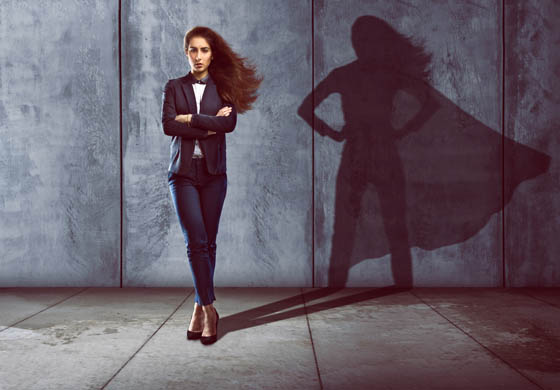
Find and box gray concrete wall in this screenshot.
[505,0,559,286]
[121,0,312,286]
[0,0,120,286]
[311,0,503,286]
[1,0,558,287]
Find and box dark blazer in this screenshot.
[161,71,237,176]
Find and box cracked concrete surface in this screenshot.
[1,287,558,389]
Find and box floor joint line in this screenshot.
[409,290,545,390]
[100,289,194,389]
[300,287,324,390]
[0,288,90,334]
[517,289,560,310]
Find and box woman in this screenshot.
[162,26,261,345]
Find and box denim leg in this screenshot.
[199,173,227,303]
[168,175,215,306]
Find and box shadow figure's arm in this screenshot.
[394,74,440,139]
[297,72,344,142]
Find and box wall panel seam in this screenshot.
[118,0,123,288]
[501,0,506,288]
[311,0,315,288]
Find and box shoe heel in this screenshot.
[187,330,202,340]
[200,309,219,345]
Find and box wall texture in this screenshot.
[310,0,504,286]
[505,0,559,286]
[0,0,557,287]
[122,0,312,286]
[0,0,120,286]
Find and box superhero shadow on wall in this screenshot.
[297,15,550,287]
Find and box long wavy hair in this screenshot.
[184,26,262,113]
[351,15,432,83]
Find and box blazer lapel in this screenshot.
[199,76,216,115]
[179,73,197,114]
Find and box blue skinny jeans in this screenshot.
[168,157,227,305]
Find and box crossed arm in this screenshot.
[161,80,237,139]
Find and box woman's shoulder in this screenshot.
[163,78,178,91]
[164,74,189,87]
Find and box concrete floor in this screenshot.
[0,287,559,390]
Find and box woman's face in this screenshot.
[186,36,213,78]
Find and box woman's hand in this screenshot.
[209,106,232,134]
[175,107,230,135]
[175,114,215,135]
[206,107,230,135]
[175,114,192,124]
[216,106,232,117]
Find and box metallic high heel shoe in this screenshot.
[200,309,219,345]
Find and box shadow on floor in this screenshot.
[217,286,409,339]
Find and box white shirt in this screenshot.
[191,77,207,157]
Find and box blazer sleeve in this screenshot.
[161,80,209,139]
[190,103,237,134]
